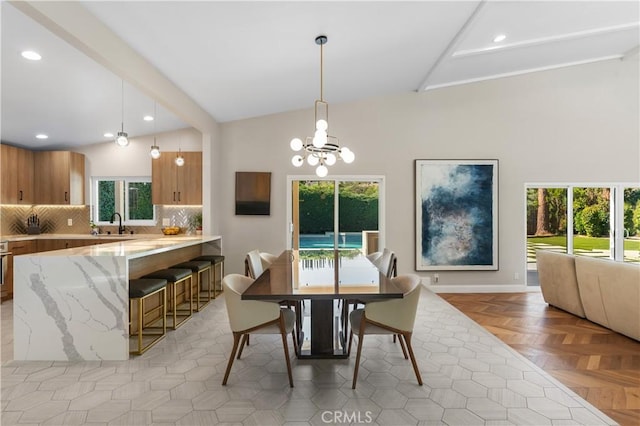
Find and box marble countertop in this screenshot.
[16,235,221,260]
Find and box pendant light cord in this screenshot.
[121,79,125,132]
[319,41,324,102]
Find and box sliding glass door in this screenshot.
[526,183,640,286]
[288,177,384,252]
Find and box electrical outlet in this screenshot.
[67,218,73,226]
[514,272,520,280]
[162,218,170,226]
[434,273,439,283]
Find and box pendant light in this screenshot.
[150,102,161,159]
[290,35,354,177]
[175,149,185,167]
[115,79,129,147]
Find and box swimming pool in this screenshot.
[299,233,362,249]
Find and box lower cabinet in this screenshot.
[2,241,37,301]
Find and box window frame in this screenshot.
[92,176,156,226]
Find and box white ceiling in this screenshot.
[2,1,638,150]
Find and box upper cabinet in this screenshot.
[152,151,202,205]
[34,151,85,205]
[1,144,34,204]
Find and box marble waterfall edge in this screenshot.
[13,255,128,361]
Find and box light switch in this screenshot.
[67,218,73,226]
[162,218,170,226]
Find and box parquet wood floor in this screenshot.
[439,291,640,426]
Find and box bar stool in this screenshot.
[129,278,167,355]
[171,260,212,311]
[192,255,225,297]
[143,268,192,329]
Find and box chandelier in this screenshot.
[290,35,354,177]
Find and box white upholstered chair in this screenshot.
[348,274,422,389]
[222,274,298,387]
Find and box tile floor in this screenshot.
[1,288,616,425]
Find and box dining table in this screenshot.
[241,249,404,358]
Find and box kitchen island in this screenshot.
[13,235,221,361]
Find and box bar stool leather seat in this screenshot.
[129,278,167,355]
[143,268,193,329]
[172,260,212,311]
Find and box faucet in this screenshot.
[110,212,125,234]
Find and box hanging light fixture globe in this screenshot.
[290,35,354,177]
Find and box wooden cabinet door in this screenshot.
[176,152,202,205]
[5,240,37,300]
[16,148,34,204]
[34,151,85,205]
[152,154,178,204]
[1,144,18,204]
[36,239,67,253]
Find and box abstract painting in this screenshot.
[235,172,271,215]
[415,159,498,271]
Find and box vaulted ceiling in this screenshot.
[2,1,638,150]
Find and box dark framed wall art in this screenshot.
[415,159,498,271]
[235,172,271,215]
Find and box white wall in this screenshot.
[76,127,202,204]
[218,58,640,288]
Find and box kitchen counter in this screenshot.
[13,235,221,361]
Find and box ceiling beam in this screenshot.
[10,1,218,134]
[416,0,487,92]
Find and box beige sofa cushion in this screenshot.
[575,256,640,341]
[536,250,585,318]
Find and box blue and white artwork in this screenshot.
[415,160,498,271]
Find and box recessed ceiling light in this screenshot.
[143,115,154,121]
[36,134,48,139]
[21,50,42,61]
[104,132,114,138]
[493,34,506,43]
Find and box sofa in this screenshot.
[537,250,640,341]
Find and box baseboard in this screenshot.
[423,282,541,293]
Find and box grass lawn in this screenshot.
[528,235,640,251]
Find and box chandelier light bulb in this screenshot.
[290,138,303,151]
[341,147,355,164]
[316,119,328,131]
[292,155,304,167]
[325,153,337,166]
[312,132,327,148]
[307,155,320,166]
[316,164,328,177]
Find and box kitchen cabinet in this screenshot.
[34,151,85,205]
[1,144,34,204]
[152,151,202,205]
[3,240,36,301]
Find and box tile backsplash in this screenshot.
[0,205,202,236]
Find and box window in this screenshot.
[93,177,155,225]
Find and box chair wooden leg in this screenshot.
[222,332,242,385]
[279,315,294,388]
[403,332,423,386]
[348,330,354,356]
[237,334,249,359]
[397,333,409,359]
[352,317,367,389]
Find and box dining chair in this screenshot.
[348,274,423,389]
[245,249,303,345]
[221,274,297,387]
